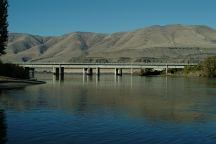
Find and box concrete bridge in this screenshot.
[16,62,198,79]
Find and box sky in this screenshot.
[8,0,216,36]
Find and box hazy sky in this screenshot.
[9,0,216,35]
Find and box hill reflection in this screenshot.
[0,76,216,123]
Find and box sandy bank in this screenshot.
[0,76,46,89]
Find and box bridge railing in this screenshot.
[14,62,199,66]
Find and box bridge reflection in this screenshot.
[0,76,215,123]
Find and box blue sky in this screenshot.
[9,0,216,36]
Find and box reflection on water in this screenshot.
[0,109,7,144]
[1,75,216,121]
[1,74,216,143]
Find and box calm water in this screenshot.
[1,74,216,144]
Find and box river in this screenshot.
[1,74,216,144]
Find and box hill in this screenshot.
[2,24,216,63]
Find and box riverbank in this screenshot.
[0,76,46,89]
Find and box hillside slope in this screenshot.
[2,24,216,63]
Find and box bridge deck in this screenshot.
[17,63,198,69]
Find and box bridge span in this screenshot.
[16,62,198,79]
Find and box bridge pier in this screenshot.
[83,68,93,76]
[87,68,93,75]
[53,67,64,80]
[53,67,59,76]
[60,67,64,80]
[53,67,59,80]
[25,67,35,79]
[53,67,59,75]
[166,64,168,75]
[83,68,87,75]
[115,68,122,76]
[96,67,100,76]
[30,68,35,79]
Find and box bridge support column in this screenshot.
[166,65,168,75]
[60,67,64,80]
[30,68,35,79]
[87,68,93,75]
[83,68,93,76]
[25,67,30,78]
[25,67,35,79]
[115,68,122,76]
[96,67,100,76]
[53,67,60,80]
[83,68,87,75]
[53,67,59,75]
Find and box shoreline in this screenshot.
[0,76,46,89]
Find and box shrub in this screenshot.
[183,65,202,74]
[0,62,29,79]
[201,56,216,77]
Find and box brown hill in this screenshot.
[2,24,216,63]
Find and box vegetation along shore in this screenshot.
[162,56,216,77]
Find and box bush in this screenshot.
[139,68,161,76]
[183,65,202,74]
[201,56,216,77]
[168,68,180,74]
[0,62,29,79]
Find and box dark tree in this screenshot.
[0,109,7,144]
[0,0,8,55]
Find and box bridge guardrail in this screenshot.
[14,62,199,66]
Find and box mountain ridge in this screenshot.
[2,24,216,63]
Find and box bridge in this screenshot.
[16,62,198,79]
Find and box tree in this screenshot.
[0,109,7,144]
[0,0,8,55]
[201,56,216,77]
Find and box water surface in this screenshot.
[1,74,216,144]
